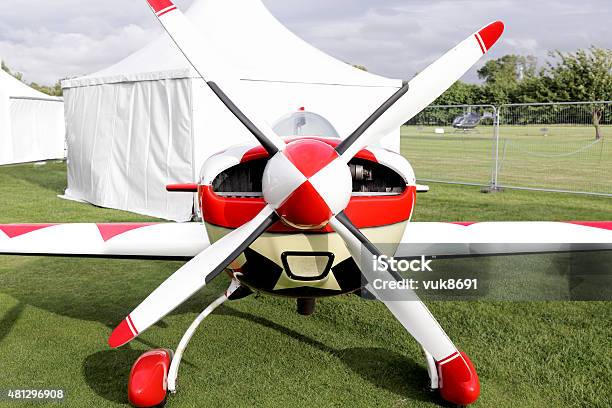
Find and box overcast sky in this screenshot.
[0,0,610,85]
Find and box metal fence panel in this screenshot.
[496,102,612,196]
[402,105,497,186]
[401,101,612,198]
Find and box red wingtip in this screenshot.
[478,20,505,51]
[108,318,137,348]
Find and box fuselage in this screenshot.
[198,136,417,298]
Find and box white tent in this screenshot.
[61,0,402,221]
[0,67,65,166]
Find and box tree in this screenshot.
[478,54,537,84]
[30,81,63,97]
[1,60,23,81]
[541,47,612,139]
[477,54,537,105]
[1,61,63,97]
[433,81,482,105]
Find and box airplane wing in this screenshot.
[3,221,611,260]
[397,221,612,258]
[0,223,207,259]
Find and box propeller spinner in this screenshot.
[263,139,352,230]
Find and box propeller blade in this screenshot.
[329,212,458,360]
[337,21,504,162]
[145,0,285,156]
[335,81,410,156]
[109,205,278,348]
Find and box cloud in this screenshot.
[0,0,193,84]
[0,0,610,85]
[266,0,612,82]
[0,25,156,84]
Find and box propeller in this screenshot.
[145,0,285,156]
[109,0,504,348]
[109,205,277,347]
[336,20,505,163]
[329,213,458,360]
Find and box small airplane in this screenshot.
[1,1,612,407]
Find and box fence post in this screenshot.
[493,106,500,190]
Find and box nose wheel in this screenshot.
[128,349,172,407]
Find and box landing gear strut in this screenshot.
[127,279,243,407]
[296,298,316,316]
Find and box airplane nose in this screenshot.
[262,140,351,230]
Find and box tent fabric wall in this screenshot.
[0,91,12,164]
[190,79,402,166]
[0,68,65,166]
[64,79,196,221]
[9,98,65,164]
[62,0,403,221]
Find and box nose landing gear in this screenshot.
[127,279,243,407]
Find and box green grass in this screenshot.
[0,162,611,408]
[402,125,612,194]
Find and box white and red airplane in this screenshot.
[2,1,612,407]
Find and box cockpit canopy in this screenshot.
[273,111,340,139]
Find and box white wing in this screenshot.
[0,223,207,258]
[397,222,612,258]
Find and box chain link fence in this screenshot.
[403,105,497,186]
[494,101,611,195]
[402,101,612,197]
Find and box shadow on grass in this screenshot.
[0,256,220,405]
[1,257,435,405]
[80,303,436,406]
[0,302,24,344]
[0,257,225,328]
[218,306,434,404]
[0,162,68,195]
[82,349,142,405]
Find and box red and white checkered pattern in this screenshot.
[262,139,352,229]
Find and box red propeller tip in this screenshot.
[438,351,480,405]
[108,318,138,348]
[478,20,505,51]
[148,0,175,13]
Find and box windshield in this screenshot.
[273,111,340,138]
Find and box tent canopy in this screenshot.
[1,67,61,100]
[0,66,65,166]
[61,0,402,221]
[63,0,399,89]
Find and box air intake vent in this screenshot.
[212,158,406,197]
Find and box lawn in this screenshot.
[0,162,611,408]
[402,125,612,195]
